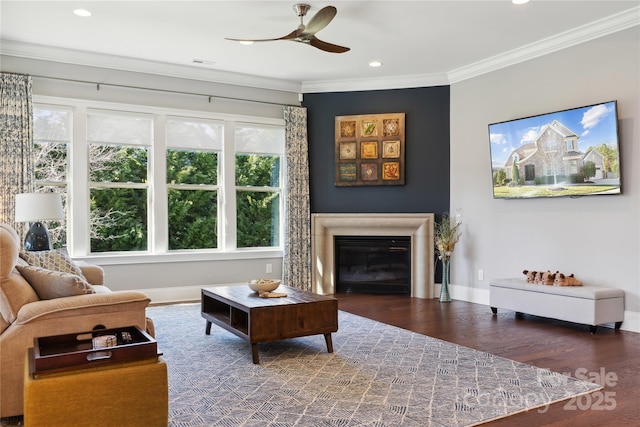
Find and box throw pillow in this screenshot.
[20,248,86,279]
[15,265,95,300]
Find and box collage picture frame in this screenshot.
[334,112,405,186]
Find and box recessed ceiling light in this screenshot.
[369,61,382,68]
[512,0,530,4]
[239,40,254,46]
[73,9,92,17]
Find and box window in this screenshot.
[166,117,222,250]
[32,98,285,258]
[33,105,72,246]
[87,110,152,252]
[235,124,284,248]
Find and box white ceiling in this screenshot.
[1,1,638,93]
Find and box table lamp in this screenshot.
[14,193,65,251]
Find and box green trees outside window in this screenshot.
[89,144,149,252]
[236,154,281,248]
[167,149,218,250]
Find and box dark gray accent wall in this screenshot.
[303,86,450,215]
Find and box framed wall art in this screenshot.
[335,112,405,186]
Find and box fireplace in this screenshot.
[311,213,435,298]
[335,236,411,294]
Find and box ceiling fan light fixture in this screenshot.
[239,40,254,45]
[369,61,383,68]
[512,0,531,4]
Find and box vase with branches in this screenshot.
[435,212,462,302]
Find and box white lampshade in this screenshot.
[15,193,65,222]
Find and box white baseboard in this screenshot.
[135,284,241,305]
[619,310,640,333]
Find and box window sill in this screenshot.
[73,249,283,266]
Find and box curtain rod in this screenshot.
[30,75,298,108]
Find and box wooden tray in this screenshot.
[31,326,159,375]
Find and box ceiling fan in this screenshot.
[225,4,350,54]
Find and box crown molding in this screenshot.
[301,73,449,94]
[446,6,639,84]
[0,40,302,93]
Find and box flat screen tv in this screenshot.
[488,100,621,199]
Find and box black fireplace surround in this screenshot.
[334,236,411,295]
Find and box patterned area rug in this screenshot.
[145,303,601,427]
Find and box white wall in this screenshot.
[450,27,639,331]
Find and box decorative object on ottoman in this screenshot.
[522,269,556,285]
[534,271,544,284]
[434,212,462,302]
[554,273,583,286]
[523,269,582,287]
[541,270,557,285]
[522,270,537,283]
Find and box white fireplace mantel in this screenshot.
[311,213,435,298]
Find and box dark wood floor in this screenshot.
[335,293,640,427]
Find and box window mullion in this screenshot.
[70,106,89,256]
[222,121,237,251]
[152,115,167,253]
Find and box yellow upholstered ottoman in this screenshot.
[24,354,168,426]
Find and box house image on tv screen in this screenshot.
[504,120,608,183]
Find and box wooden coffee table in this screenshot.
[201,285,338,364]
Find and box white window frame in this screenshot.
[33,95,285,265]
[234,122,285,250]
[165,115,223,252]
[86,108,153,254]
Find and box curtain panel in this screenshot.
[0,73,34,232]
[282,106,311,290]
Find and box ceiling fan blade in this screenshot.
[309,37,350,54]
[225,29,300,43]
[300,6,337,37]
[225,37,279,43]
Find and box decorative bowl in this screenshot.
[248,279,281,293]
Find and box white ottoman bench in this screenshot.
[490,278,624,333]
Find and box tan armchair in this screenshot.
[0,224,153,418]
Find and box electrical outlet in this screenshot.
[478,269,484,281]
[266,263,272,274]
